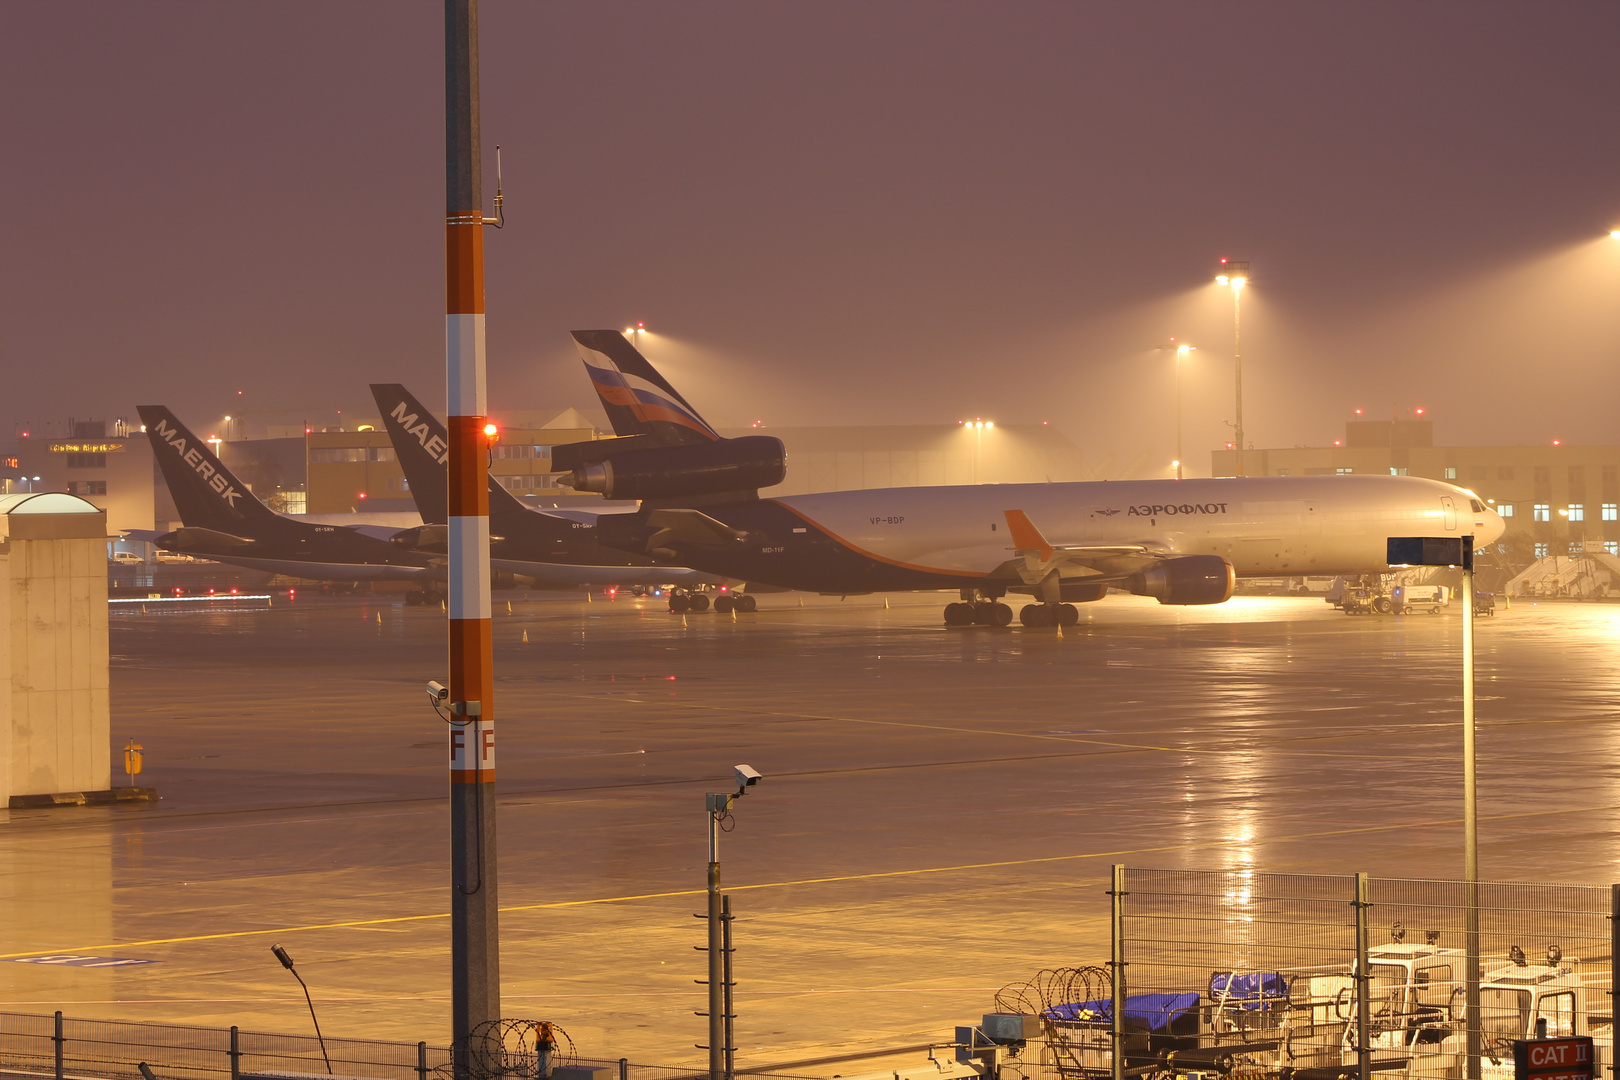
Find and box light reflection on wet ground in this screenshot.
[3,592,1618,1066]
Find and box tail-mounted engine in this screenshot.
[1129,555,1235,605]
[554,435,786,501]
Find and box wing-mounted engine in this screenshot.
[1129,555,1235,605]
[553,435,786,503]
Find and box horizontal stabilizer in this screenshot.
[159,527,259,549]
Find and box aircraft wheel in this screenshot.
[1056,603,1080,626]
[688,594,711,612]
[944,602,974,626]
[737,594,757,613]
[989,602,1013,627]
[1374,596,1395,615]
[1019,605,1047,627]
[713,595,735,613]
[669,594,690,613]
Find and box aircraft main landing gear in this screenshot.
[1019,603,1079,628]
[943,595,1012,627]
[712,594,756,613]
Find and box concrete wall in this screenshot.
[1,512,111,801]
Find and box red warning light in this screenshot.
[1333,440,1343,447]
[1225,442,1234,449]
[1354,408,1363,416]
[1414,407,1425,415]
[358,492,367,500]
[1553,438,1562,446]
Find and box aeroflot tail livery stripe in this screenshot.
[571,329,717,445]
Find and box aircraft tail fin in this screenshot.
[137,406,276,528]
[570,329,719,446]
[370,383,528,524]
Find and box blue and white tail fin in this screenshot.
[570,329,718,446]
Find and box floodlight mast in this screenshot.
[445,0,500,1056]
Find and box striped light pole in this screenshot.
[445,0,500,1052]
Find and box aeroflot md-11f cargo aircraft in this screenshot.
[369,383,721,593]
[135,406,439,583]
[552,330,1506,626]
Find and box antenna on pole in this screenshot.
[486,145,505,228]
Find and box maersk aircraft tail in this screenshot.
[140,406,276,529]
[136,405,435,583]
[556,330,1506,626]
[369,382,719,591]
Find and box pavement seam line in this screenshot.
[4,799,1609,960]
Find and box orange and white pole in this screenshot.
[445,0,499,1049]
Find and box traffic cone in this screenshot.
[522,630,529,643]
[681,614,688,628]
[731,607,738,622]
[376,611,382,624]
[441,599,446,611]
[586,591,593,604]
[507,600,512,613]
[798,597,804,608]
[141,605,147,615]
[883,597,890,610]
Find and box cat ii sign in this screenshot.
[1514,1037,1594,1080]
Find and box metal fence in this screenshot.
[992,868,1616,1080]
[0,1012,815,1080]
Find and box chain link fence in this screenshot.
[987,869,1615,1080]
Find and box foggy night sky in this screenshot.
[4,2,1620,475]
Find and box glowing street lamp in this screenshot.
[961,418,994,483]
[1155,339,1196,480]
[1215,258,1250,475]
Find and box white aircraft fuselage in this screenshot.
[604,474,1504,597]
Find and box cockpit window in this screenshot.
[1470,499,1484,513]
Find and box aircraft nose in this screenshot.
[1481,505,1506,545]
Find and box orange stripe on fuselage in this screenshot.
[773,502,990,580]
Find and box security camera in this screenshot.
[734,764,762,790]
[427,680,449,705]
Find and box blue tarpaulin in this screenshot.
[1046,992,1201,1032]
[1208,972,1291,1008]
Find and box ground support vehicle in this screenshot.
[1392,585,1450,615]
[1342,587,1395,615]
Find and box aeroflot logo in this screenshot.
[389,402,449,464]
[152,419,241,507]
[1128,502,1229,516]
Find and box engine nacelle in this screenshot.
[1129,555,1235,605]
[566,436,786,501]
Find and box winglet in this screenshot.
[1003,510,1054,560]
